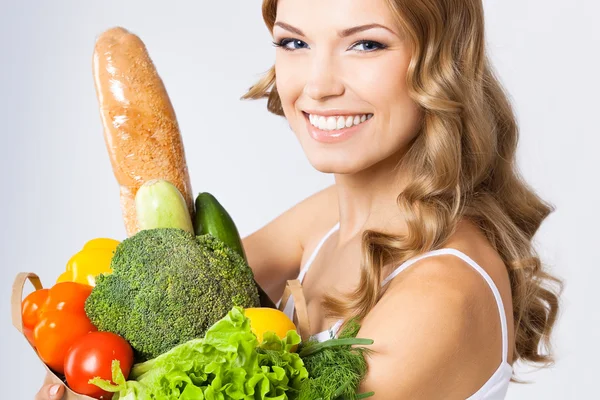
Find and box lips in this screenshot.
[307,113,373,131]
[302,111,372,144]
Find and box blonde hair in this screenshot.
[242,0,563,373]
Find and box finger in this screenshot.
[49,384,64,399]
[35,384,64,400]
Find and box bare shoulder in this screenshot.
[242,185,338,297]
[357,221,512,399]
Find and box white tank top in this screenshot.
[281,222,513,399]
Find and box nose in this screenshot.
[303,53,345,101]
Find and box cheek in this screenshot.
[340,51,415,120]
[363,56,411,111]
[363,56,420,142]
[275,55,305,114]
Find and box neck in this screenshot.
[334,149,411,244]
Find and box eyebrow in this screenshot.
[274,22,397,38]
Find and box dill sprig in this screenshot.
[296,318,375,400]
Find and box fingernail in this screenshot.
[49,385,60,396]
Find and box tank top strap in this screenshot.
[381,248,509,364]
[297,222,340,283]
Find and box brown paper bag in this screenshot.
[11,272,96,400]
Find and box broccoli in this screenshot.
[84,228,260,361]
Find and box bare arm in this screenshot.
[357,255,506,399]
[242,184,338,302]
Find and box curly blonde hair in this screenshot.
[242,0,563,372]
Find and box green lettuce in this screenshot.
[90,306,308,400]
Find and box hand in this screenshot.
[35,373,64,400]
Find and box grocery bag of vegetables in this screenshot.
[12,271,374,400]
[11,178,375,399]
[11,176,375,399]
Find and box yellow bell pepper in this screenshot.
[57,238,120,286]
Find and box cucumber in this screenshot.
[194,192,276,309]
[135,179,194,234]
[194,192,248,260]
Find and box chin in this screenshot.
[303,147,376,175]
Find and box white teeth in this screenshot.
[307,113,373,131]
[327,117,337,130]
[318,116,327,130]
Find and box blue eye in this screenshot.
[350,40,387,52]
[272,38,387,52]
[273,38,309,51]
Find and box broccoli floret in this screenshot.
[84,228,260,361]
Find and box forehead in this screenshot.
[275,0,397,32]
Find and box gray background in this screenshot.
[1,0,598,398]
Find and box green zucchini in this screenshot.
[194,192,276,308]
[135,179,194,233]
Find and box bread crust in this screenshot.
[92,27,193,236]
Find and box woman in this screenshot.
[37,0,561,398]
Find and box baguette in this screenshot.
[92,27,194,236]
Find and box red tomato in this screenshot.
[44,281,93,315]
[21,288,49,345]
[64,332,134,399]
[34,310,97,374]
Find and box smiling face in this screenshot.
[273,0,423,174]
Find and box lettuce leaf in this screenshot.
[90,306,308,400]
